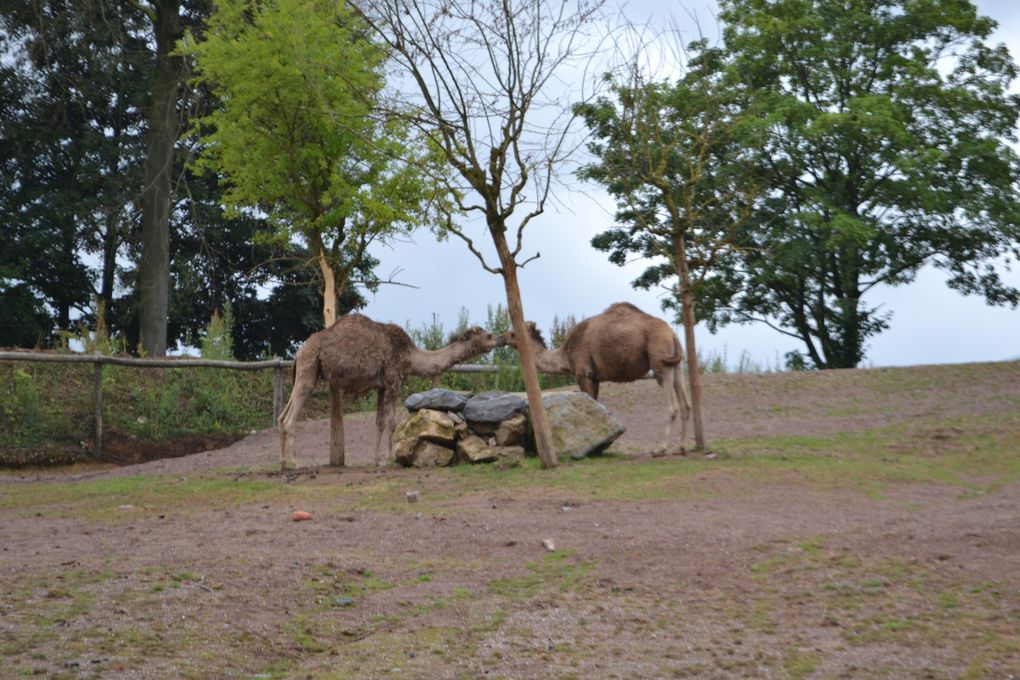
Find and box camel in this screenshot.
[506,302,692,453]
[278,314,504,469]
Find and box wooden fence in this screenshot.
[0,351,498,458]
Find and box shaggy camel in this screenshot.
[278,314,504,469]
[507,302,692,452]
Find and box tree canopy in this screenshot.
[711,0,1020,368]
[184,0,445,329]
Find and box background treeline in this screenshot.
[2,0,1020,372]
[1,0,330,359]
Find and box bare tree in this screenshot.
[357,0,607,468]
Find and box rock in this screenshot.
[406,491,419,503]
[393,409,456,446]
[464,391,527,423]
[409,441,456,468]
[404,389,469,413]
[457,435,497,464]
[492,445,526,470]
[541,538,556,552]
[468,421,499,435]
[291,510,313,522]
[393,437,417,466]
[494,413,527,447]
[539,391,625,460]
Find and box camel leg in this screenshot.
[278,380,315,470]
[328,383,345,467]
[576,373,597,399]
[658,365,681,455]
[374,388,396,466]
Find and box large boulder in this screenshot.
[464,391,527,423]
[539,391,625,460]
[405,389,469,413]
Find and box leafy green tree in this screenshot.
[183,0,443,330]
[576,39,765,449]
[714,0,1020,368]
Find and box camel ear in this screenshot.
[526,321,537,331]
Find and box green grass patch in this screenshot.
[450,453,718,502]
[488,549,595,602]
[0,474,298,520]
[710,413,1020,496]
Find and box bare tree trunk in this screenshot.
[494,234,557,468]
[138,0,182,357]
[674,234,707,451]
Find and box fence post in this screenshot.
[93,356,103,459]
[273,360,284,429]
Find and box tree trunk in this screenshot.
[138,0,182,357]
[316,247,338,328]
[674,234,707,451]
[492,232,557,469]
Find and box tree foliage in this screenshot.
[713,0,1020,368]
[0,1,152,341]
[578,43,764,323]
[184,0,444,329]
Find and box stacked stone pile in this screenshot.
[393,388,625,468]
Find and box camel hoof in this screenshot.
[651,448,667,458]
[280,461,298,471]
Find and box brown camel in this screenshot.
[506,302,692,452]
[278,314,504,469]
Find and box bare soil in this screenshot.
[2,362,1019,679]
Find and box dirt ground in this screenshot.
[2,362,1019,679]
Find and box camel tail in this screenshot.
[670,333,692,408]
[660,333,684,367]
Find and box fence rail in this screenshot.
[0,351,499,459]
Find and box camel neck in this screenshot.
[533,343,571,374]
[409,344,476,377]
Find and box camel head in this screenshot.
[452,326,506,352]
[504,321,547,349]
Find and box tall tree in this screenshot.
[137,0,191,356]
[357,0,607,468]
[576,39,765,450]
[184,0,443,330]
[715,0,1020,368]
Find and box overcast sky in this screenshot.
[360,0,1020,369]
